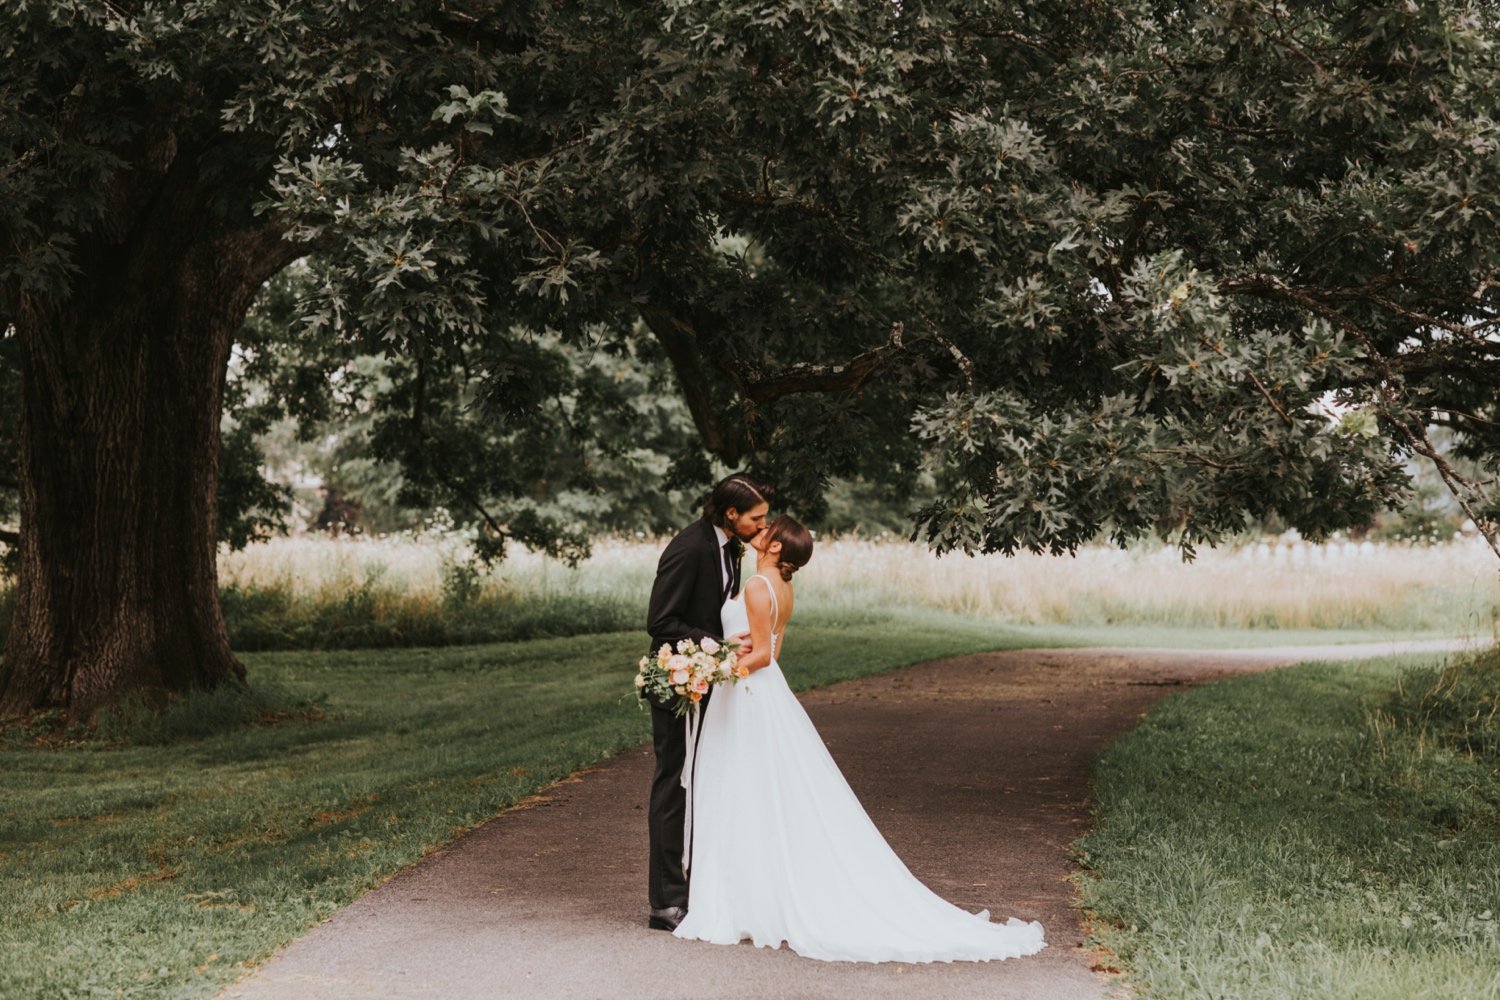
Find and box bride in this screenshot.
[673,515,1046,963]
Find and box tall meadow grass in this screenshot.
[213,534,647,650]
[0,534,1491,652]
[217,533,1499,640]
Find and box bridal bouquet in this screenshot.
[635,637,744,716]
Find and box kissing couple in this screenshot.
[642,473,1046,963]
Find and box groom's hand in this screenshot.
[730,631,752,655]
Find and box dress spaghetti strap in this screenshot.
[748,574,780,638]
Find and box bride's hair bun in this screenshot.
[765,515,813,582]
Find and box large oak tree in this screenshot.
[3,0,1497,718]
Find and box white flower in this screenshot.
[700,636,720,655]
[634,673,647,689]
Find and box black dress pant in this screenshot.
[647,688,711,910]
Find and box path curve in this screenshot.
[221,639,1476,1000]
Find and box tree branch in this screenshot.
[953,23,1064,61]
[1198,334,1296,428]
[721,186,894,274]
[1145,449,1246,472]
[743,322,911,404]
[640,298,979,454]
[638,304,748,464]
[1225,271,1493,344]
[1398,421,1500,562]
[1202,114,1291,137]
[1093,195,1158,301]
[916,315,976,393]
[1117,197,1157,284]
[410,348,511,543]
[743,318,979,402]
[1222,271,1500,560]
[1219,273,1372,340]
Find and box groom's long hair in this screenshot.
[703,473,775,527]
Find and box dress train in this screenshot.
[672,577,1045,963]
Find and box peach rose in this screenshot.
[690,676,709,694]
[735,664,749,678]
[671,668,691,685]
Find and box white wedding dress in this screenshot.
[673,575,1046,963]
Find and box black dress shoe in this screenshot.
[648,905,687,931]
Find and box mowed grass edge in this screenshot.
[1075,650,1500,1000]
[4,609,1052,1000]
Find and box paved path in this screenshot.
[222,639,1477,1000]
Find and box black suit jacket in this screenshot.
[647,518,734,655]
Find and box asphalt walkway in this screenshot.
[221,638,1476,1000]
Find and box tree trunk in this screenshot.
[0,162,295,719]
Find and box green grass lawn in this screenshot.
[3,609,1478,999]
[1077,649,1500,1000]
[1,609,1058,1000]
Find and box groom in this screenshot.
[643,473,773,931]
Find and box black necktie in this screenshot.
[723,540,740,599]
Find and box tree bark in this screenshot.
[638,304,750,466]
[0,154,296,719]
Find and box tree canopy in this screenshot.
[4,0,1499,582]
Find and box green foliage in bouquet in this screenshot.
[635,636,742,717]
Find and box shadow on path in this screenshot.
[222,639,1476,1000]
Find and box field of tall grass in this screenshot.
[0,533,1491,652]
[213,533,1500,642]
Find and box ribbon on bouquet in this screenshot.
[680,701,702,877]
